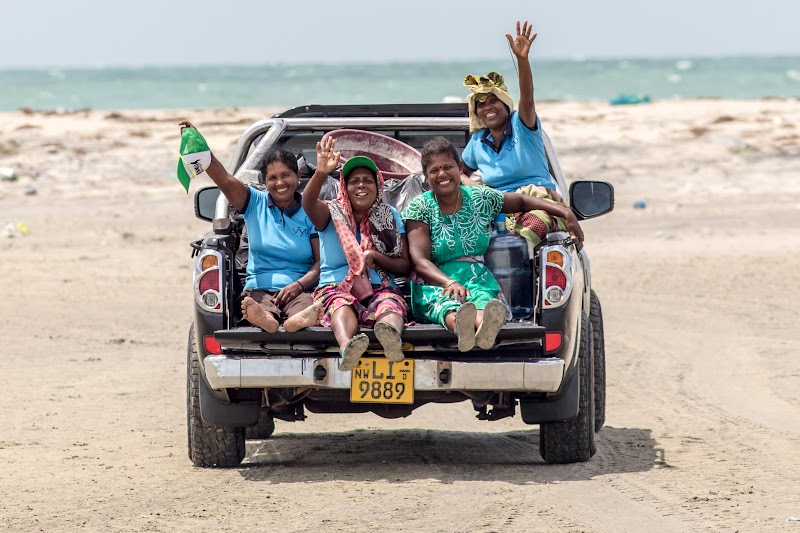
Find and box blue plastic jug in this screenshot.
[485,214,534,320]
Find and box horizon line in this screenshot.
[1,53,798,71]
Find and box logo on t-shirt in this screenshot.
[294,227,311,237]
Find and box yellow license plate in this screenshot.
[350,358,414,404]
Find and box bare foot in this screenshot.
[241,297,279,333]
[283,303,322,332]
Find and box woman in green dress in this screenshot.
[402,137,583,351]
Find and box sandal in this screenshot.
[339,333,369,371]
[374,322,404,362]
[475,299,506,350]
[454,302,477,352]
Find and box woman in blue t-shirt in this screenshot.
[302,136,411,371]
[179,121,321,333]
[460,21,582,247]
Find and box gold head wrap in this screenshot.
[463,71,515,132]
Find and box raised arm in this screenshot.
[506,20,538,128]
[406,221,470,301]
[302,136,339,230]
[178,120,248,211]
[501,192,584,242]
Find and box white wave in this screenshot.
[667,73,682,84]
[675,60,693,71]
[786,69,800,82]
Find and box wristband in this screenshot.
[296,280,306,292]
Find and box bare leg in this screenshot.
[374,312,404,362]
[331,306,360,348]
[241,297,279,333]
[283,303,323,332]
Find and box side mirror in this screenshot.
[569,181,614,220]
[194,186,220,222]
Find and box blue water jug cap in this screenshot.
[494,213,506,224]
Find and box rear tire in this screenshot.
[187,323,246,468]
[539,314,597,464]
[590,290,606,432]
[245,411,276,440]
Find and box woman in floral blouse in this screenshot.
[402,137,583,351]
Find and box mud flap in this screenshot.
[518,366,580,424]
[198,362,260,427]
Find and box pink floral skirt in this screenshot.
[313,284,408,327]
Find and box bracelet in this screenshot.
[443,279,457,289]
[295,280,306,292]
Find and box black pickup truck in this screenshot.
[187,104,614,467]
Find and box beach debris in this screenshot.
[0,167,17,181]
[711,115,736,124]
[4,223,29,238]
[633,200,647,209]
[726,138,758,154]
[609,94,651,106]
[787,516,800,521]
[24,185,37,196]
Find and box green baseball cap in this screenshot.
[341,155,378,179]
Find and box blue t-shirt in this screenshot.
[318,206,405,286]
[242,187,317,291]
[461,111,556,192]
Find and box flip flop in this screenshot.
[475,299,506,350]
[339,333,369,371]
[374,322,404,362]
[455,302,477,352]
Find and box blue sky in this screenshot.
[2,0,798,68]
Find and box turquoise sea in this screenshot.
[1,57,799,111]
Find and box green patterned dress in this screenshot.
[402,185,505,325]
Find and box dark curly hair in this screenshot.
[420,136,460,176]
[263,147,298,175]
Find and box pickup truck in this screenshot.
[187,103,614,467]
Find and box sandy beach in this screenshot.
[1,99,799,532]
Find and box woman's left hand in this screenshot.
[275,281,303,308]
[506,20,537,59]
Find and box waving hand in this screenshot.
[506,20,537,60]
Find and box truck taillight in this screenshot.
[194,251,223,313]
[541,245,573,308]
[545,265,567,290]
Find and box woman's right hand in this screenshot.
[315,137,341,175]
[563,209,585,243]
[442,280,470,303]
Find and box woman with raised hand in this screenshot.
[461,20,578,247]
[178,121,321,333]
[301,136,411,371]
[404,137,582,351]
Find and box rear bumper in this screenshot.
[203,356,565,393]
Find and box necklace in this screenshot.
[434,186,462,216]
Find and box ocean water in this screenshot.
[1,57,799,112]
